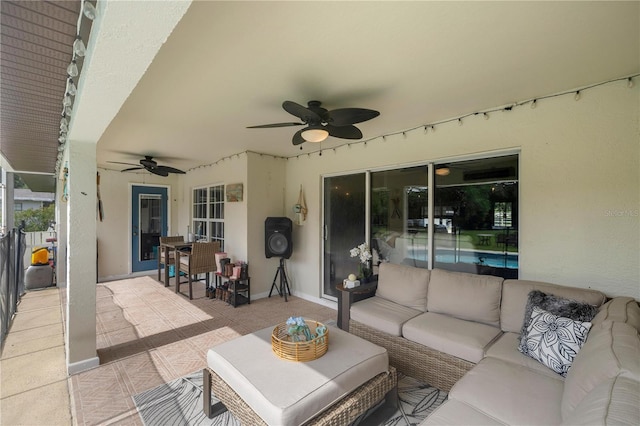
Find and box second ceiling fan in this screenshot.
[247,100,380,145]
[108,155,185,177]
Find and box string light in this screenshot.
[73,36,86,56]
[289,74,637,161]
[83,1,97,20]
[66,60,78,77]
[55,0,98,174]
[67,78,77,96]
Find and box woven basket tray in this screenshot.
[272,320,329,362]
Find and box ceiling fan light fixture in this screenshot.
[301,127,329,143]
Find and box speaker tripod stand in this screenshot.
[269,257,291,302]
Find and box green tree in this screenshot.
[15,204,55,231]
[14,174,28,189]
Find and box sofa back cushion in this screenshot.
[500,280,606,333]
[561,321,640,419]
[376,262,430,312]
[426,269,503,327]
[592,297,640,331]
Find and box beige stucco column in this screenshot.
[65,141,98,374]
[60,0,192,375]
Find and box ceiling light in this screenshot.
[301,126,329,143]
[435,167,450,176]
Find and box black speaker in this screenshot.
[265,217,293,259]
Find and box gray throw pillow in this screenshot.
[518,290,598,356]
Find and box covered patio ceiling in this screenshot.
[1,2,639,190]
[0,0,90,192]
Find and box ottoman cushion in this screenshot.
[207,325,389,425]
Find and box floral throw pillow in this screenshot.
[518,290,598,357]
[522,306,592,377]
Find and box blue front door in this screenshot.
[132,185,168,272]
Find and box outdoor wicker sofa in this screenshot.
[348,263,640,425]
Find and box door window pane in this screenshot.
[139,194,162,261]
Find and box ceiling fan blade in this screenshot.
[247,122,305,128]
[326,124,363,140]
[327,108,380,126]
[121,167,144,172]
[155,165,185,174]
[292,129,306,145]
[108,161,140,167]
[283,101,321,123]
[148,167,169,177]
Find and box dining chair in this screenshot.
[158,236,184,283]
[176,241,221,299]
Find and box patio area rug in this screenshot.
[133,370,447,426]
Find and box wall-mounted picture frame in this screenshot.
[226,183,243,202]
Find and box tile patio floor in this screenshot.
[1,275,336,425]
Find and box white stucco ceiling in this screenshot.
[85,1,639,173]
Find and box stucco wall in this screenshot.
[246,152,287,296]
[284,82,639,299]
[96,82,638,300]
[96,169,179,280]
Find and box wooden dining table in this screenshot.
[159,241,193,287]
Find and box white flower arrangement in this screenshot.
[350,242,372,264]
[350,242,373,279]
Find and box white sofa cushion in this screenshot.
[376,262,430,312]
[350,296,422,336]
[426,269,503,327]
[500,280,606,333]
[593,297,640,331]
[485,332,568,380]
[206,325,389,426]
[449,357,564,425]
[420,399,506,426]
[561,375,640,425]
[561,320,640,419]
[402,312,502,363]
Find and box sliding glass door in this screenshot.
[322,173,366,298]
[321,154,519,300]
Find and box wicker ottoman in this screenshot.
[203,324,397,425]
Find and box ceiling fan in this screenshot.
[107,155,185,177]
[247,100,380,146]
